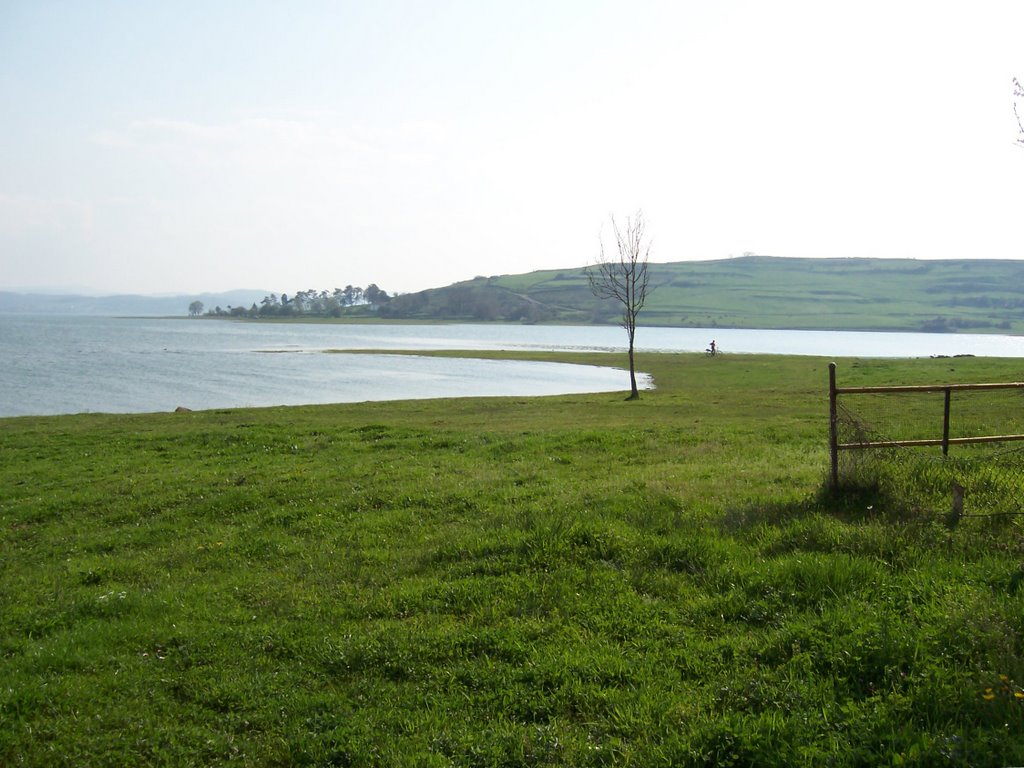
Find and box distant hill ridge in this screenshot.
[379,256,1024,334]
[0,289,269,316]
[5,257,1024,334]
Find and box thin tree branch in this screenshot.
[1015,78,1024,147]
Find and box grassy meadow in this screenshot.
[3,351,1024,766]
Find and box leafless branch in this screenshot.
[586,210,652,399]
[1015,78,1024,147]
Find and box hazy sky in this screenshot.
[2,1,1023,296]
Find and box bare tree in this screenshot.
[587,211,652,400]
[1016,78,1024,147]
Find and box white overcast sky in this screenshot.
[1,1,1023,296]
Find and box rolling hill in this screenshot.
[380,256,1024,334]
[7,257,1024,334]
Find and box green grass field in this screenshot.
[3,352,1024,766]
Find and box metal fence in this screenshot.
[828,362,1024,523]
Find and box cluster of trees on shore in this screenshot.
[190,285,391,318]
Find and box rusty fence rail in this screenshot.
[828,362,1024,489]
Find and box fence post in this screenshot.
[829,362,839,488]
[942,387,951,456]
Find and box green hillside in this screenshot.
[380,256,1024,334]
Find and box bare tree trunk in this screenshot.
[627,327,639,399]
[627,351,638,399]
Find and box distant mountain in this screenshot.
[0,290,270,316]
[379,256,1024,334]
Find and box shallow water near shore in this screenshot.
[2,315,1022,417]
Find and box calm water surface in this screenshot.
[3,316,1023,417]
[0,316,651,417]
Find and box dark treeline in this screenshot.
[199,285,391,318]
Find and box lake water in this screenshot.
[3,315,1024,417]
[0,316,653,417]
